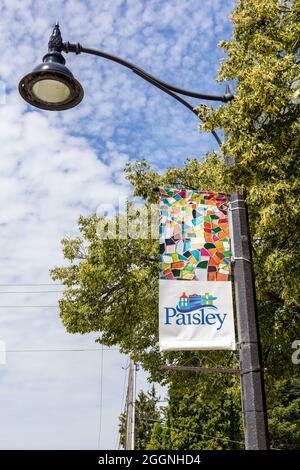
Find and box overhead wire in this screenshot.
[0,282,129,451]
[0,291,64,294]
[137,417,245,447]
[137,418,282,450]
[5,348,119,352]
[0,305,59,308]
[0,283,63,286]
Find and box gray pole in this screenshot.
[131,361,136,450]
[125,359,136,450]
[230,192,269,449]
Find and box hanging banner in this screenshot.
[159,188,235,351]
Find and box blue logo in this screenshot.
[164,292,227,330]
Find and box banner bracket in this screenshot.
[232,256,252,264]
[161,365,266,376]
[161,365,240,374]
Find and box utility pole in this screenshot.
[125,359,137,450]
[230,192,269,450]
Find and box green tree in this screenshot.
[146,422,167,450]
[118,386,162,450]
[51,0,300,449]
[147,377,243,450]
[268,378,300,449]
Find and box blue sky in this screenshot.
[0,0,235,449]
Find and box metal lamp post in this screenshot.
[18,23,269,450]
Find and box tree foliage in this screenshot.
[268,378,300,449]
[147,375,243,450]
[119,387,162,450]
[51,0,300,449]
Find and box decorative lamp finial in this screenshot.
[48,22,63,53]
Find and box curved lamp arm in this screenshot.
[24,24,233,145]
[61,41,232,147]
[63,43,233,103]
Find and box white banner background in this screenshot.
[159,280,236,351]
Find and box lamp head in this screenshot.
[19,23,83,111]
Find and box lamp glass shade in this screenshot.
[32,78,71,104]
[19,52,84,111]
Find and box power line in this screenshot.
[0,306,59,308]
[0,284,63,286]
[137,417,245,447]
[5,348,119,352]
[139,417,281,450]
[0,291,64,294]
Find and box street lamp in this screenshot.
[19,24,83,111]
[19,23,233,144]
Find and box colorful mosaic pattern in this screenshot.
[159,188,231,281]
